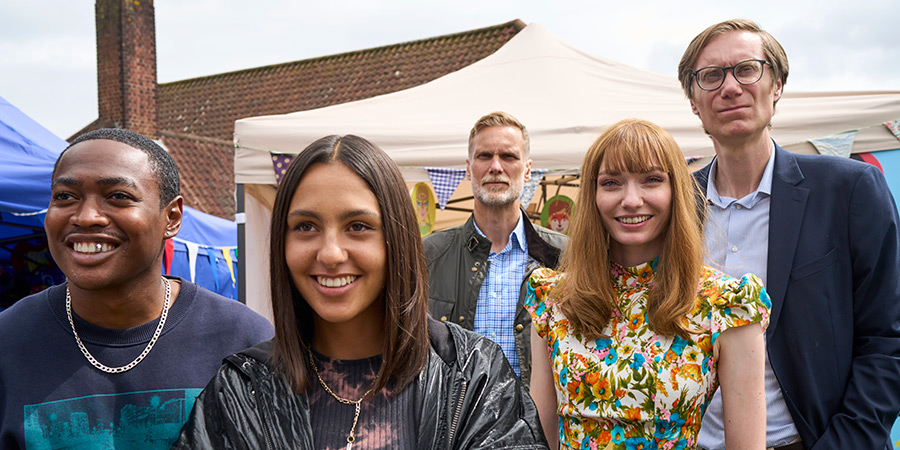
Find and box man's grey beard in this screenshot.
[472,176,524,207]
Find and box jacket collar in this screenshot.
[764,144,808,336]
[462,211,561,268]
[235,339,275,367]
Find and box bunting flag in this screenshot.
[425,167,466,210]
[852,152,884,173]
[185,242,199,282]
[271,153,295,184]
[521,169,547,207]
[885,119,900,142]
[222,248,236,287]
[808,131,858,158]
[207,250,219,291]
[165,239,238,298]
[163,238,174,275]
[685,156,703,165]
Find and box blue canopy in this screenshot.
[0,96,238,307]
[0,96,65,306]
[169,207,239,300]
[0,96,64,214]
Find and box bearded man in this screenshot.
[423,111,566,385]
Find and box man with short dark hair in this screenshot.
[679,20,900,449]
[424,112,566,385]
[0,128,274,449]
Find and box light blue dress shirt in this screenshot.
[697,142,801,449]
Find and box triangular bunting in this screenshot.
[271,153,295,184]
[808,131,858,158]
[185,242,199,283]
[163,238,174,275]
[520,169,547,207]
[425,167,466,210]
[853,152,884,173]
[207,251,219,291]
[222,248,236,287]
[885,119,900,142]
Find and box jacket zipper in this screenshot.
[245,360,275,450]
[447,380,467,447]
[255,388,275,450]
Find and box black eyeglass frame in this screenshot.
[691,59,772,91]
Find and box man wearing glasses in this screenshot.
[679,20,900,450]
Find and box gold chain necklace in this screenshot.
[66,277,171,374]
[308,349,379,450]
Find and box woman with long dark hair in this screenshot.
[174,135,547,449]
[527,119,770,449]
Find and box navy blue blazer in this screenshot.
[694,144,900,449]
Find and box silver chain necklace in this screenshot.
[66,277,171,374]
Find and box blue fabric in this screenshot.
[0,96,68,305]
[178,207,236,249]
[0,96,66,215]
[207,250,220,292]
[175,208,237,299]
[0,95,65,255]
[694,143,900,447]
[472,215,532,376]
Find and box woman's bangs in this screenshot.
[601,138,666,174]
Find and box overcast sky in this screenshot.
[1,0,898,139]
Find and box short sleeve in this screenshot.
[525,267,561,339]
[696,268,771,334]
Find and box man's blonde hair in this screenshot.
[677,19,789,103]
[468,111,530,157]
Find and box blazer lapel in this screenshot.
[765,146,809,337]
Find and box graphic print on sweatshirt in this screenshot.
[23,388,202,449]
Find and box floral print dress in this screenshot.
[525,259,771,450]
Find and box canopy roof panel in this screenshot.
[235,23,900,184]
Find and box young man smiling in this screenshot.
[0,128,273,449]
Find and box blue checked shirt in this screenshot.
[472,215,533,377]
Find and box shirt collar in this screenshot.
[472,211,528,254]
[706,139,776,208]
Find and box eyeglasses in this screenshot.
[692,59,771,91]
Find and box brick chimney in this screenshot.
[95,0,158,138]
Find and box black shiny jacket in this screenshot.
[172,317,549,449]
[424,213,567,386]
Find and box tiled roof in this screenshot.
[159,131,235,217]
[153,19,525,219]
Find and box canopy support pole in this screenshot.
[236,183,247,305]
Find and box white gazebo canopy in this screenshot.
[232,22,900,320]
[235,23,900,184]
